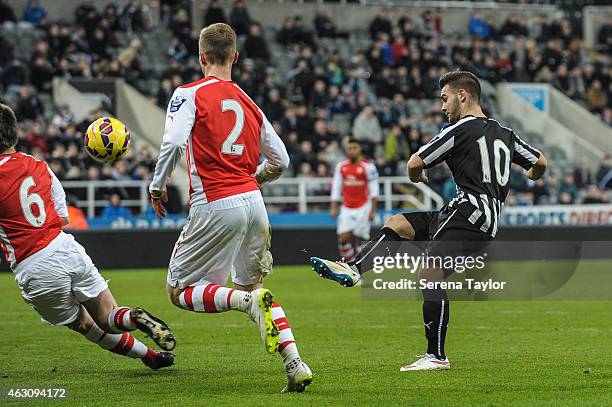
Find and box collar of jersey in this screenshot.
[460,114,487,120]
[205,75,234,83]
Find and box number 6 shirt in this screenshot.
[0,152,67,270]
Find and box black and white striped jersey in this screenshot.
[416,115,541,237]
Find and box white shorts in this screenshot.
[168,190,273,289]
[337,203,372,240]
[16,233,108,326]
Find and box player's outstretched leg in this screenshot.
[170,282,280,354]
[68,306,174,370]
[271,302,313,393]
[310,225,404,287]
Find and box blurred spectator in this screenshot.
[101,193,134,219]
[598,16,611,52]
[558,191,573,205]
[25,122,48,153]
[369,8,392,39]
[583,185,605,204]
[204,0,227,27]
[573,160,593,188]
[30,56,54,93]
[292,16,316,47]
[169,7,191,42]
[585,80,608,114]
[2,58,27,89]
[24,0,47,26]
[15,87,44,121]
[65,197,89,230]
[314,9,349,39]
[230,0,251,36]
[383,124,408,164]
[559,173,577,202]
[242,23,270,62]
[597,155,612,190]
[469,13,491,39]
[0,0,17,24]
[123,0,152,33]
[352,106,382,157]
[500,14,527,39]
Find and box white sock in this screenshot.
[84,322,148,359]
[271,303,301,369]
[178,284,251,313]
[107,306,136,333]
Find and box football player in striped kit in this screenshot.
[311,71,547,371]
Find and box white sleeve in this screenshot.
[149,87,195,194]
[254,115,290,185]
[47,165,68,218]
[330,163,342,202]
[366,162,380,199]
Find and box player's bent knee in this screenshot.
[166,283,183,308]
[66,309,94,334]
[384,214,415,240]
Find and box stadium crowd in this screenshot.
[0,0,610,215]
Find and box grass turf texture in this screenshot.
[1,263,612,406]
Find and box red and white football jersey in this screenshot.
[0,153,67,270]
[150,76,289,206]
[331,159,379,208]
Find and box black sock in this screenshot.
[349,227,403,274]
[422,288,449,359]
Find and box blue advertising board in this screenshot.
[508,84,549,113]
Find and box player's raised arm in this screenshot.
[47,165,69,225]
[408,116,476,183]
[254,115,290,186]
[149,88,195,218]
[511,131,547,180]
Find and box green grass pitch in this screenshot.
[1,263,612,406]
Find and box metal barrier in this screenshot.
[62,180,150,218]
[61,177,444,217]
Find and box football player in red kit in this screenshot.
[0,104,175,370]
[149,23,312,392]
[330,139,379,262]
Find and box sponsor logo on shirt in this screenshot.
[169,96,187,113]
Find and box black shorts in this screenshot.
[401,206,492,242]
[401,206,493,275]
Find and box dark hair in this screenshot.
[439,70,481,104]
[347,138,361,146]
[0,104,17,152]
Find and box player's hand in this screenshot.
[368,209,376,221]
[150,189,168,219]
[330,202,338,218]
[414,171,429,183]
